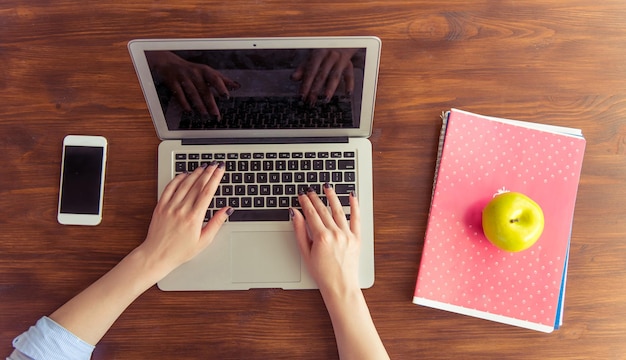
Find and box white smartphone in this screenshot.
[57,135,108,226]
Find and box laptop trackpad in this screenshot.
[231,231,301,284]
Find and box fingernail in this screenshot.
[289,208,295,218]
[217,161,225,169]
[323,182,332,189]
[350,190,357,198]
[226,207,235,216]
[306,186,315,193]
[209,160,217,166]
[298,189,306,195]
[201,162,209,168]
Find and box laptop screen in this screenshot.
[146,48,365,131]
[129,38,380,140]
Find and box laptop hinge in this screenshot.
[181,137,349,145]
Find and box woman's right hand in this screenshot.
[290,185,361,297]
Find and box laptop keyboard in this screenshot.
[179,96,354,129]
[174,151,356,222]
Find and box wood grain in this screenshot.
[1,1,626,359]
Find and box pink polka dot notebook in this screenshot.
[413,109,586,333]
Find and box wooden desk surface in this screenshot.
[2,1,625,359]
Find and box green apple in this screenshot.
[481,191,545,252]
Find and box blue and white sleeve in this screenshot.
[7,316,95,360]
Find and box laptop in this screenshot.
[128,37,381,290]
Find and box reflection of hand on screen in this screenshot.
[145,51,240,119]
[291,48,358,106]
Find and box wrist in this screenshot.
[124,245,175,287]
[320,283,365,314]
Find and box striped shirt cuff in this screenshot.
[11,316,94,360]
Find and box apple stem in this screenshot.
[494,187,511,197]
[510,218,520,223]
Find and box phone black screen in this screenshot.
[59,146,104,214]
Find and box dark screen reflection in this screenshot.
[145,48,366,130]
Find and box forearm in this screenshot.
[12,164,226,355]
[322,287,390,360]
[49,246,166,346]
